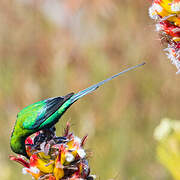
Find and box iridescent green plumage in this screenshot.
[10,63,145,158]
[10,94,74,158]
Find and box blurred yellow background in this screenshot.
[0,0,180,179]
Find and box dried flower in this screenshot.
[149,0,180,73]
[9,123,95,180]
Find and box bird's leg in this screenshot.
[42,126,68,144]
[53,136,68,144]
[49,126,56,135]
[42,126,56,141]
[29,126,68,154]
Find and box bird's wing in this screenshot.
[19,93,74,130]
[18,63,145,130]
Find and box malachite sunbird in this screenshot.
[10,62,145,158]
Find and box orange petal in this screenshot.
[25,168,42,180]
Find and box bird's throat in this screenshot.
[10,130,30,158]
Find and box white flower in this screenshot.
[65,152,75,162]
[74,136,82,144]
[154,118,172,140]
[153,3,163,13]
[149,4,162,20]
[171,2,180,12]
[154,118,180,140]
[77,148,86,158]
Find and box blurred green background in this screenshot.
[0,0,180,179]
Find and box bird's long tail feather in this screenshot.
[70,62,145,103]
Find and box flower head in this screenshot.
[149,0,180,73]
[9,123,95,180]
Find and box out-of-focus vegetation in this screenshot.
[154,118,180,180]
[1,0,180,179]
